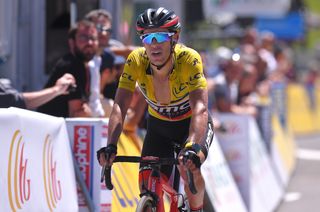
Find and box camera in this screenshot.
[67,84,76,92]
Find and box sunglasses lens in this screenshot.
[96,24,112,33]
[141,33,172,44]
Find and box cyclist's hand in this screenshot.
[96,144,117,167]
[178,142,203,171]
[178,142,203,194]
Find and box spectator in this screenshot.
[206,46,233,110]
[238,63,259,104]
[85,9,137,58]
[258,31,277,76]
[85,9,135,100]
[212,53,243,112]
[0,73,75,109]
[102,55,126,100]
[304,68,318,111]
[241,27,258,47]
[236,63,259,116]
[100,54,125,117]
[38,20,100,117]
[69,19,105,117]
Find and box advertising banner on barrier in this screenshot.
[66,118,142,212]
[0,108,78,211]
[202,136,247,212]
[66,118,111,212]
[215,113,283,212]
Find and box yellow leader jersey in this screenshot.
[118,44,207,121]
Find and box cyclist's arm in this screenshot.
[188,88,209,163]
[124,88,147,131]
[107,87,133,146]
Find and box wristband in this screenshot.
[184,141,201,154]
[184,140,208,159]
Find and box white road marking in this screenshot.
[296,148,320,161]
[283,192,301,202]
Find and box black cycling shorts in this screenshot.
[140,113,214,178]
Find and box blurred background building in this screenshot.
[0,0,319,91]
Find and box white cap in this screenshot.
[215,46,232,64]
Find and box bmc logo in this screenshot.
[7,130,31,211]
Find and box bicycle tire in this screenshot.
[136,195,156,212]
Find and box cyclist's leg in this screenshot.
[139,115,191,190]
[180,167,205,211]
[178,114,214,211]
[177,161,205,211]
[139,117,175,191]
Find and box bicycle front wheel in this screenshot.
[136,195,156,212]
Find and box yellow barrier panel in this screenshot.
[272,115,296,176]
[287,83,320,134]
[316,83,320,130]
[111,133,141,212]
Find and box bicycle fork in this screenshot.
[147,171,181,212]
[147,169,165,212]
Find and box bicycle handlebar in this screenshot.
[101,165,113,190]
[186,169,197,194]
[101,155,197,194]
[114,156,179,164]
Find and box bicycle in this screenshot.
[101,151,198,212]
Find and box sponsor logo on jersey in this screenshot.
[173,83,188,98]
[177,51,187,61]
[147,98,191,120]
[192,58,200,66]
[121,73,135,82]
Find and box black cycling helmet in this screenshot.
[136,7,181,35]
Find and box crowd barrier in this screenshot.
[66,118,111,212]
[0,108,78,211]
[0,108,296,212]
[202,136,247,212]
[66,118,143,212]
[215,114,284,212]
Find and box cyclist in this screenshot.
[98,7,214,211]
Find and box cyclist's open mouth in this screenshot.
[151,51,162,56]
[150,51,164,62]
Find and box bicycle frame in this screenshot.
[103,155,195,212]
[160,176,180,212]
[146,167,180,212]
